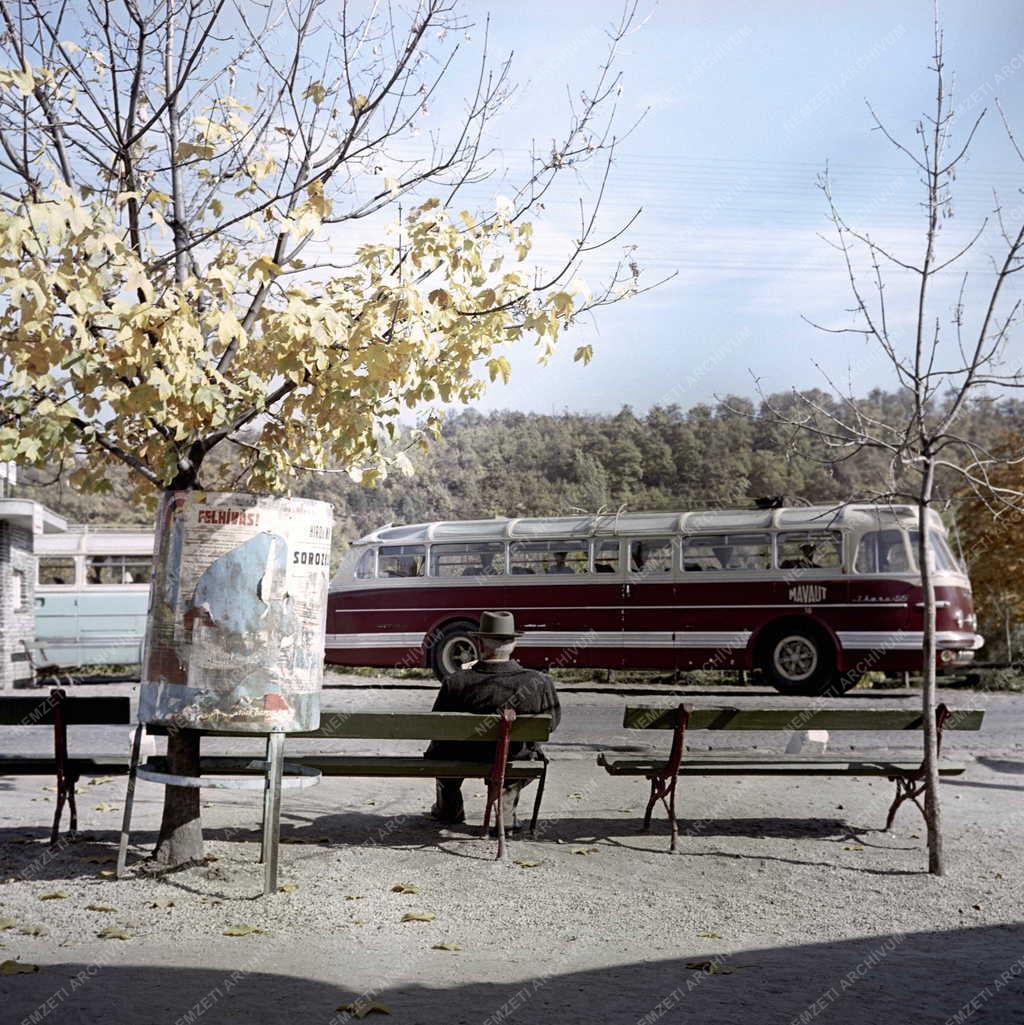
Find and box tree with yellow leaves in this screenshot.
[0,0,655,866]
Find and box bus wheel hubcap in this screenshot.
[774,636,818,682]
[443,636,476,672]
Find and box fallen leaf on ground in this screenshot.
[572,848,599,856]
[0,960,39,975]
[149,899,175,909]
[390,883,419,894]
[0,918,17,930]
[98,869,116,878]
[351,920,368,926]
[87,778,116,786]
[278,884,299,894]
[93,803,118,812]
[344,895,364,901]
[364,800,378,806]
[698,931,722,939]
[431,942,462,951]
[223,924,264,936]
[86,905,118,913]
[513,859,543,869]
[18,926,48,937]
[38,892,68,901]
[400,912,435,923]
[97,927,131,940]
[567,792,584,800]
[335,1001,390,1018]
[843,845,864,852]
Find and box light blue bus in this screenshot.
[35,527,154,667]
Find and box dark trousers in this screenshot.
[433,777,530,823]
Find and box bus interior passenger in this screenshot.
[547,551,575,574]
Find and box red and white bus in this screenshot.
[324,504,983,694]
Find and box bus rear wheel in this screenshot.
[430,621,479,680]
[759,624,839,696]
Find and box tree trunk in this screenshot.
[151,730,204,867]
[918,464,943,875]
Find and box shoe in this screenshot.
[428,805,466,824]
[488,822,523,839]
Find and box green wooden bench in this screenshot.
[0,690,133,844]
[131,710,553,864]
[598,703,985,851]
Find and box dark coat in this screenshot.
[424,659,561,762]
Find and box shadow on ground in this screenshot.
[1,926,1020,1025]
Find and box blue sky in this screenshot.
[398,0,1024,415]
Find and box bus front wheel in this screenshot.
[759,624,840,696]
[430,621,479,681]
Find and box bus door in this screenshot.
[34,556,80,666]
[624,537,676,670]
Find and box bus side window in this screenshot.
[378,545,425,578]
[430,541,505,578]
[354,550,376,579]
[777,531,842,570]
[38,557,76,586]
[854,530,907,573]
[593,539,619,573]
[629,538,672,574]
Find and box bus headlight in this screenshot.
[940,649,956,663]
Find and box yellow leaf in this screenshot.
[400,912,435,923]
[572,847,599,856]
[87,777,115,786]
[303,81,327,105]
[698,931,723,939]
[93,802,118,812]
[97,927,131,940]
[278,884,299,894]
[38,892,68,900]
[431,942,462,951]
[248,255,283,283]
[0,960,39,975]
[348,94,369,116]
[573,344,593,365]
[86,905,118,913]
[513,859,542,869]
[175,141,216,161]
[223,924,264,936]
[0,917,18,930]
[390,883,419,894]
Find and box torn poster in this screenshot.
[139,491,333,732]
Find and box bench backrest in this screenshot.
[623,706,985,732]
[0,694,132,726]
[148,711,553,742]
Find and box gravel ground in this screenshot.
[0,682,1022,1024]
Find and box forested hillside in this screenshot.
[22,389,1023,543]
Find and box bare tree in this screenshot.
[757,11,1024,874]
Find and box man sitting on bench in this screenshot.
[426,610,560,833]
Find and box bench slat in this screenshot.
[142,755,545,779]
[598,755,965,777]
[0,755,131,774]
[623,706,985,732]
[0,696,132,726]
[148,711,552,742]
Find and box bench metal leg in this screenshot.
[116,725,144,879]
[528,753,549,836]
[50,688,72,846]
[262,732,285,895]
[640,704,689,853]
[482,710,514,861]
[883,704,950,833]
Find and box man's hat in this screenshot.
[472,610,522,639]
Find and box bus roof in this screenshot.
[355,503,940,546]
